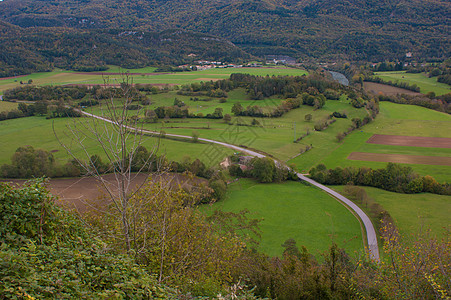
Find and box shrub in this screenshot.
[209,179,227,202]
[192,131,199,143]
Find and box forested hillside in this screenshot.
[0,21,251,77]
[0,0,449,64]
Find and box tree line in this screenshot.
[377,93,451,114]
[3,84,149,104]
[309,163,451,195]
[228,156,298,183]
[0,102,81,121]
[0,145,228,203]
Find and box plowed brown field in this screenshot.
[1,173,206,212]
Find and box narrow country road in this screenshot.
[79,110,380,261]
[297,174,379,261]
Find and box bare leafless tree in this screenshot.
[54,75,164,252]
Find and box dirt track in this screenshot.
[367,134,451,148]
[348,152,451,166]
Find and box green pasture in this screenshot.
[374,71,451,96]
[201,179,364,257]
[141,97,368,163]
[85,88,284,117]
[295,102,451,182]
[2,93,449,182]
[332,186,451,238]
[0,70,70,94]
[102,65,158,73]
[0,116,232,168]
[0,67,308,95]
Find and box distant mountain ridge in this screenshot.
[0,0,449,75]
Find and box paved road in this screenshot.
[79,110,380,261]
[297,174,379,260]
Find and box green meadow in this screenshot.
[332,185,451,237]
[374,71,451,96]
[292,102,451,182]
[140,95,368,163]
[201,179,364,257]
[3,90,449,182]
[0,116,232,167]
[100,66,158,73]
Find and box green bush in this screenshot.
[0,180,176,299]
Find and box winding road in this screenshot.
[79,110,380,261]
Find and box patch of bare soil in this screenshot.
[1,173,207,212]
[347,152,451,166]
[363,82,420,96]
[367,134,451,148]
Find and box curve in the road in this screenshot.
[78,110,380,261]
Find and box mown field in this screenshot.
[201,179,364,257]
[374,71,451,96]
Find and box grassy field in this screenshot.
[0,116,232,167]
[5,94,448,182]
[332,186,451,238]
[201,179,364,257]
[140,98,369,163]
[292,102,451,182]
[0,101,18,112]
[374,71,451,96]
[86,88,284,117]
[0,67,308,95]
[101,65,158,73]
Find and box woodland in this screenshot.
[0,0,450,76]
